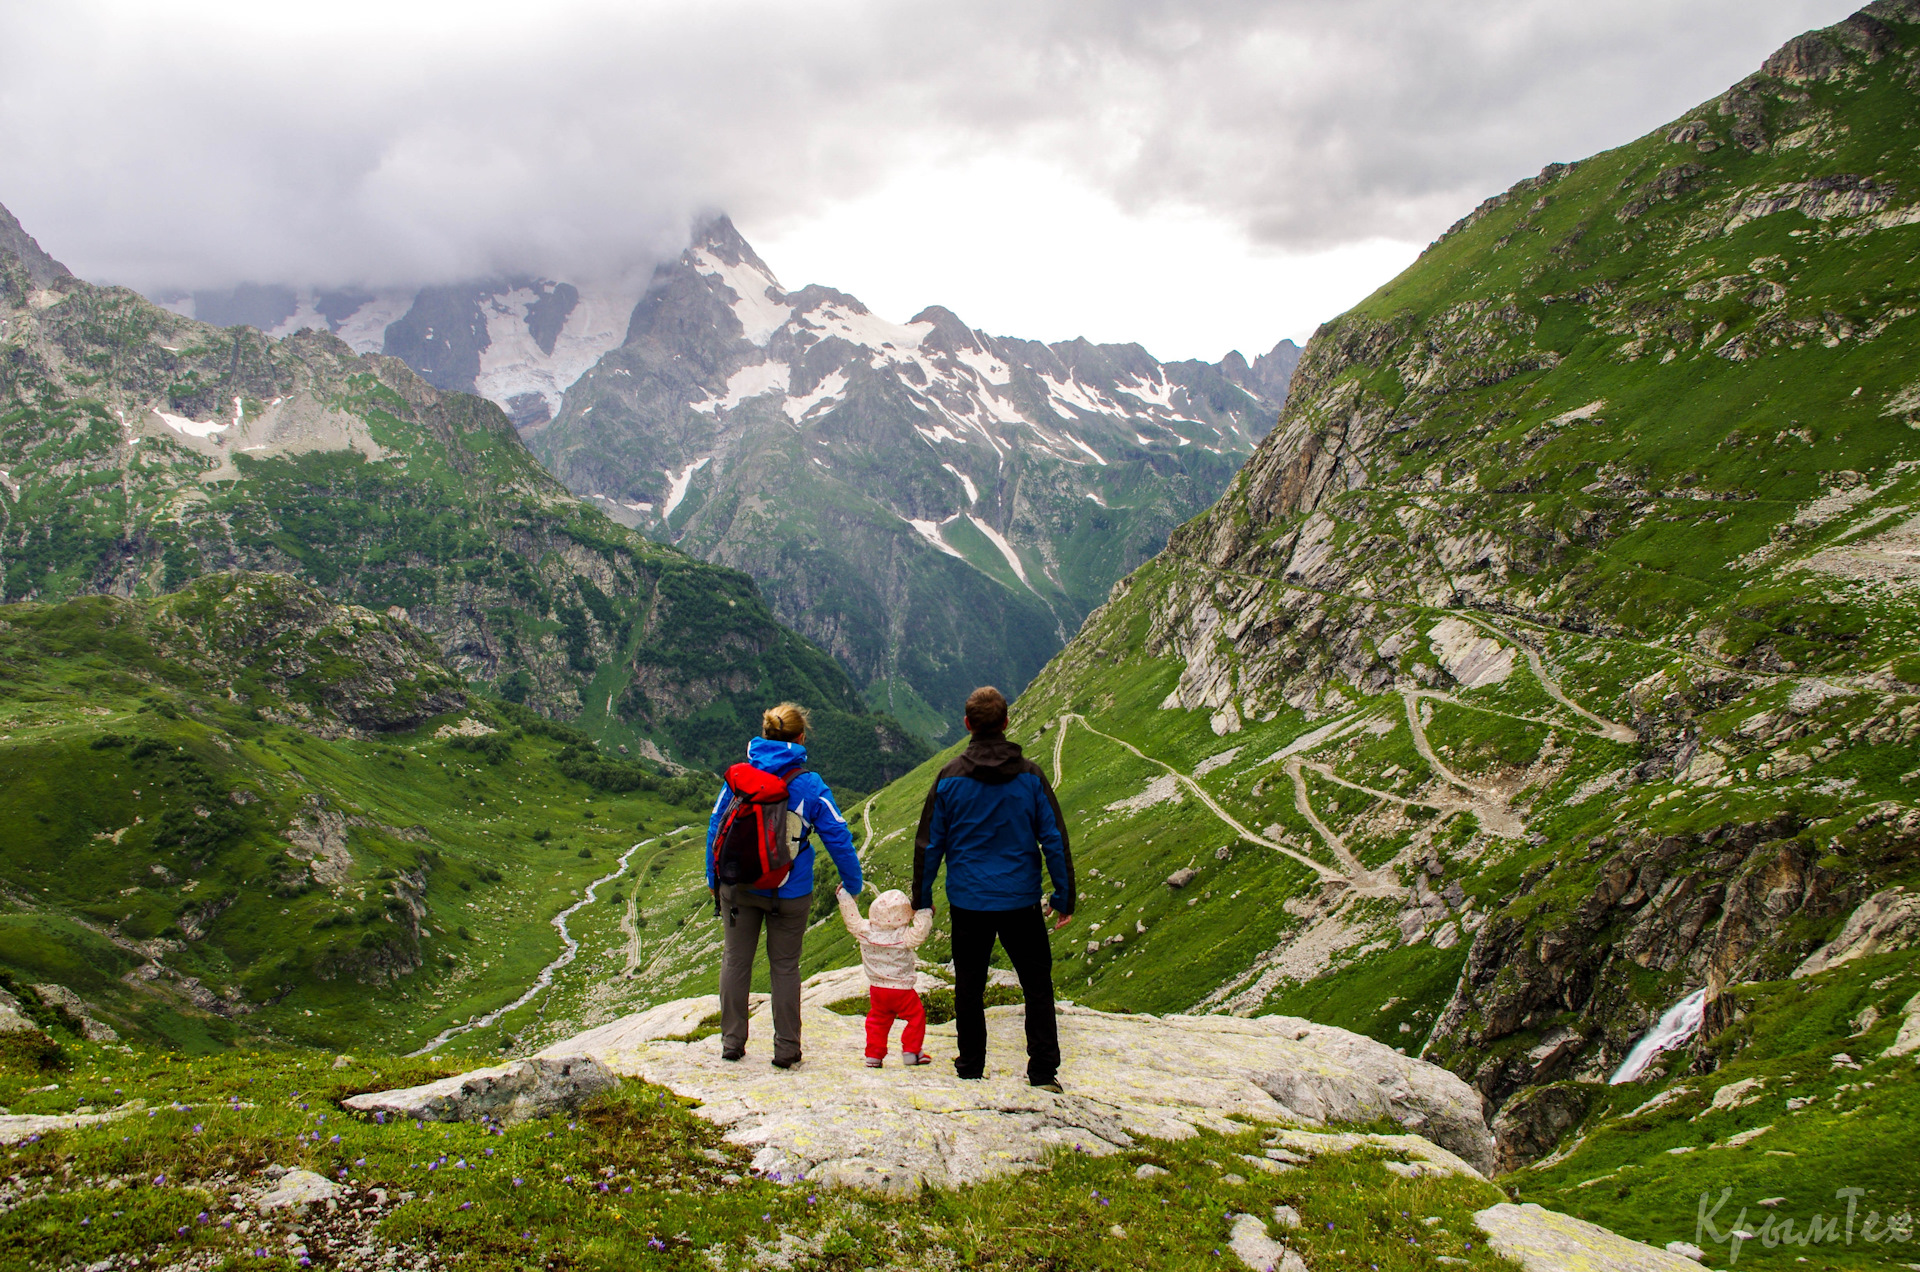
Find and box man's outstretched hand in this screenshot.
[1043,900,1073,932]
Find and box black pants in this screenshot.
[950,904,1058,1083]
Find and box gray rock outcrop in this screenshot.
[343,1055,615,1125]
[1791,886,1920,978]
[31,984,118,1042]
[517,972,1494,1189]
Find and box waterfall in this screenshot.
[1609,986,1708,1085]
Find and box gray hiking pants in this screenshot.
[718,885,809,1063]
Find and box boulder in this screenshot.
[257,1169,338,1211]
[343,1055,615,1125]
[0,989,36,1035]
[1474,1202,1704,1272]
[1228,1213,1308,1272]
[1167,868,1198,889]
[1887,991,1920,1059]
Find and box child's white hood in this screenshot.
[868,889,914,929]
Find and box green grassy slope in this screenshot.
[0,573,719,1053]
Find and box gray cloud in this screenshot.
[0,0,1863,291]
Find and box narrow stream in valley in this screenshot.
[408,836,656,1057]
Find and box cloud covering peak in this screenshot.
[0,0,1861,296]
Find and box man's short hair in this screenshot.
[965,686,1009,733]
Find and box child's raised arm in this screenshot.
[835,885,869,940]
[905,907,934,949]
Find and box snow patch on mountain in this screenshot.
[694,361,791,415]
[474,284,637,419]
[970,516,1034,590]
[797,297,928,356]
[907,518,964,558]
[941,463,979,504]
[692,248,789,346]
[329,293,416,353]
[785,371,849,423]
[662,456,710,519]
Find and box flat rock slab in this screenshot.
[343,1055,615,1126]
[1474,1202,1704,1272]
[530,973,1494,1191]
[0,1109,133,1144]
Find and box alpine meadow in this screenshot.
[1,5,1919,1272]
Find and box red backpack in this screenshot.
[712,761,806,890]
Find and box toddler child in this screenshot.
[836,885,935,1067]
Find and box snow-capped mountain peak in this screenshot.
[525,214,1294,740]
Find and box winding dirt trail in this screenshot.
[1459,616,1639,743]
[1296,760,1461,813]
[409,836,659,1057]
[1400,692,1526,838]
[620,890,641,979]
[1056,714,1351,884]
[1283,760,1371,879]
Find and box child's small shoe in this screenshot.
[902,1052,932,1066]
[864,1055,884,1068]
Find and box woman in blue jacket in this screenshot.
[707,702,864,1068]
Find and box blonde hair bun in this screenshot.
[762,701,810,741]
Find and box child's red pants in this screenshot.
[865,986,926,1057]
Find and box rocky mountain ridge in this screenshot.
[524,216,1297,739]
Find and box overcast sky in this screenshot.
[0,0,1863,360]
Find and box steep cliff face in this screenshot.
[844,0,1920,1175]
[0,227,924,785]
[524,217,1290,740]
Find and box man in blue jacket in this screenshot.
[912,686,1075,1090]
[708,705,864,1069]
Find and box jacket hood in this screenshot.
[868,889,914,928]
[953,733,1027,784]
[746,737,808,772]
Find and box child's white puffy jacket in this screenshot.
[836,887,933,990]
